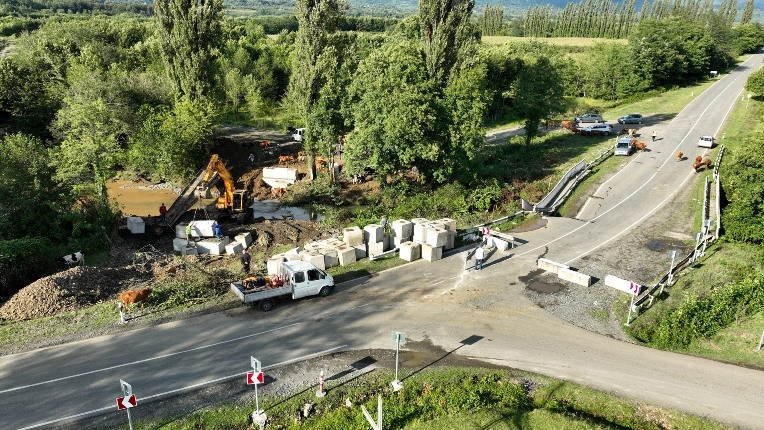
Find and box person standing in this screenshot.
[212,221,223,238]
[652,130,657,142]
[240,252,251,274]
[185,222,195,247]
[474,246,485,271]
[159,203,167,224]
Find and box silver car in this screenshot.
[575,113,604,123]
[614,137,633,156]
[617,114,643,124]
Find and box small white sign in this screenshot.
[605,275,641,296]
[391,331,407,344]
[251,356,261,372]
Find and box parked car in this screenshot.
[575,113,604,123]
[614,137,634,156]
[580,123,612,136]
[698,135,714,148]
[617,114,643,124]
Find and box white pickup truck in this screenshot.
[230,260,334,311]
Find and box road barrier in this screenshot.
[558,267,593,286]
[537,258,569,274]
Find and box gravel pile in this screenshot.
[0,266,149,320]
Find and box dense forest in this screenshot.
[0,0,763,295]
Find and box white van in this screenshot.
[293,128,305,142]
[698,135,714,148]
[231,261,334,311]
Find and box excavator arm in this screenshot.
[202,154,236,209]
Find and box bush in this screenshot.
[650,275,764,348]
[0,237,57,297]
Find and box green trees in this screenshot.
[741,0,755,24]
[155,0,223,101]
[287,0,346,179]
[514,56,565,146]
[478,4,505,36]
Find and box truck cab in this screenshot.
[292,128,305,142]
[280,261,334,299]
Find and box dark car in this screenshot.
[617,114,643,124]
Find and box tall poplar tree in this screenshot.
[419,0,475,84]
[287,0,345,179]
[741,0,755,23]
[155,0,223,101]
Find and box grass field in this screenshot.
[482,36,627,46]
[142,368,731,430]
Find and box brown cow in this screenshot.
[695,155,703,164]
[260,140,271,149]
[633,141,647,151]
[703,157,712,169]
[560,120,578,132]
[271,187,286,197]
[278,155,295,164]
[677,151,684,161]
[693,160,702,171]
[297,151,305,162]
[119,288,152,311]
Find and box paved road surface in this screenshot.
[2,54,763,429]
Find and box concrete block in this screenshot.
[300,251,326,270]
[558,267,593,286]
[392,219,414,239]
[411,217,429,225]
[262,167,298,185]
[303,241,321,252]
[343,226,364,246]
[336,245,356,266]
[235,232,252,248]
[445,231,455,250]
[425,226,448,248]
[325,237,345,248]
[413,222,429,243]
[367,241,385,258]
[172,238,187,252]
[353,244,367,259]
[181,245,198,256]
[383,234,394,251]
[394,236,408,247]
[225,241,244,255]
[175,223,189,239]
[267,254,287,275]
[399,241,421,261]
[421,244,443,262]
[320,247,339,268]
[436,218,457,231]
[127,217,145,234]
[537,258,569,275]
[364,224,384,244]
[284,250,303,261]
[490,236,509,251]
[190,220,216,238]
[197,237,230,255]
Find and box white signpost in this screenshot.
[361,394,384,430]
[249,357,267,426]
[665,250,678,292]
[605,275,642,326]
[117,379,135,430]
[391,331,406,392]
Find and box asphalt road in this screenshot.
[2,53,764,430]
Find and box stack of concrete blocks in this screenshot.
[225,241,244,255]
[127,217,145,234]
[436,218,457,250]
[391,219,414,248]
[335,244,356,266]
[343,226,366,259]
[318,245,339,268]
[411,218,429,243]
[399,241,422,262]
[364,224,385,258]
[421,221,447,262]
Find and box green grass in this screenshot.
[137,367,731,430]
[327,253,408,284]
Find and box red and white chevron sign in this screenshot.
[604,275,642,296]
[116,394,136,410]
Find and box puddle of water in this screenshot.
[646,238,691,252]
[526,281,564,293]
[251,200,323,221]
[106,180,179,217]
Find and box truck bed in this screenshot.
[230,281,293,303]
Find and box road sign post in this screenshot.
[249,357,267,427]
[605,275,641,326]
[692,232,702,263]
[118,379,134,430]
[316,369,327,397]
[757,328,764,352]
[391,331,406,391]
[664,250,678,293]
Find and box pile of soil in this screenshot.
[0,266,150,321]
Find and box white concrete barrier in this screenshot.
[364,224,384,244]
[267,255,288,275]
[425,226,448,247]
[336,245,356,266]
[127,217,145,234]
[225,242,244,255]
[537,258,569,274]
[392,219,414,239]
[343,227,364,246]
[235,232,252,248]
[558,267,593,286]
[367,241,385,258]
[197,237,230,255]
[300,251,325,270]
[436,218,456,231]
[399,241,421,261]
[422,244,443,262]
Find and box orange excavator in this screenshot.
[200,154,252,223]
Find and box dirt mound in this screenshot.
[0,266,150,321]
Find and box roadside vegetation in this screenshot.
[140,367,732,429]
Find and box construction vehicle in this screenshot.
[230,261,334,311]
[200,154,253,224]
